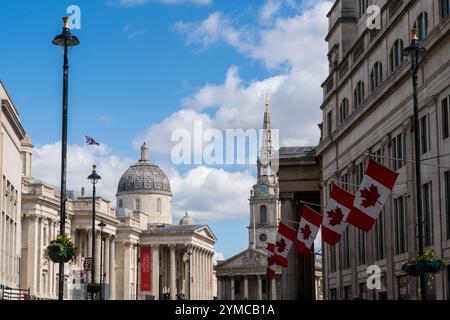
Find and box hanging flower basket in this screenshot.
[402,250,445,277]
[87,283,101,294]
[44,234,78,264]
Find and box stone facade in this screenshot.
[0,81,26,291]
[318,0,450,300]
[276,146,321,300]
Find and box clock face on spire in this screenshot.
[259,184,268,195]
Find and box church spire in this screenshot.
[260,95,273,160]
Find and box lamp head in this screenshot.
[98,221,107,230]
[88,165,101,184]
[403,28,426,58]
[52,16,80,47]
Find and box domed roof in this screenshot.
[179,212,195,225]
[117,143,171,196]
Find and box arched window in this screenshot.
[339,98,349,123]
[118,199,123,208]
[442,0,450,20]
[260,205,267,224]
[135,199,140,211]
[389,39,404,73]
[414,12,428,41]
[371,62,383,91]
[157,198,162,214]
[354,81,365,108]
[358,0,368,18]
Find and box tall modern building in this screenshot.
[317,0,450,299]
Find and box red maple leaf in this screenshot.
[328,207,344,226]
[267,255,275,266]
[301,224,312,240]
[276,239,287,253]
[360,184,381,208]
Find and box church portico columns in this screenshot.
[230,276,235,300]
[257,275,263,300]
[169,244,176,300]
[244,276,249,300]
[270,277,276,300]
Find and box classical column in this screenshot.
[217,277,222,300]
[26,215,39,295]
[123,241,132,299]
[192,247,197,300]
[270,278,276,300]
[244,276,249,300]
[200,249,204,300]
[169,245,176,300]
[183,251,189,298]
[104,235,110,286]
[152,244,160,300]
[109,238,116,300]
[257,276,262,300]
[230,276,235,300]
[95,232,101,282]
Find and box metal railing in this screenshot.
[0,286,31,300]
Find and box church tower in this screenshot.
[248,97,281,250]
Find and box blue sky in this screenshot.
[0,0,331,259]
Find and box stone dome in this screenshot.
[117,143,171,196]
[179,212,195,225]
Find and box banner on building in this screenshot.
[140,246,152,292]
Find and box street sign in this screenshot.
[83,258,93,271]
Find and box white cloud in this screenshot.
[169,1,332,148]
[213,251,225,264]
[31,142,133,204]
[169,166,254,221]
[122,24,147,39]
[116,0,148,6]
[159,0,212,6]
[259,0,282,24]
[112,0,212,6]
[132,108,213,156]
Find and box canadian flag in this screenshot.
[267,243,276,280]
[273,222,297,268]
[297,205,322,255]
[347,159,399,232]
[322,183,355,245]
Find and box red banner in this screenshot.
[140,246,152,292]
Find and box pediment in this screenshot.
[194,226,217,242]
[216,248,268,269]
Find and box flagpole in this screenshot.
[82,135,85,197]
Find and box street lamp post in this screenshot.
[403,27,427,301]
[88,165,101,300]
[52,16,80,301]
[98,221,106,300]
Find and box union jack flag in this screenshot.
[85,135,100,146]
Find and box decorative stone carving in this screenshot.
[242,250,261,266]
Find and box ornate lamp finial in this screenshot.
[62,16,70,30]
[411,27,419,42]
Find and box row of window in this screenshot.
[117,198,162,213]
[326,11,431,135]
[329,269,446,300]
